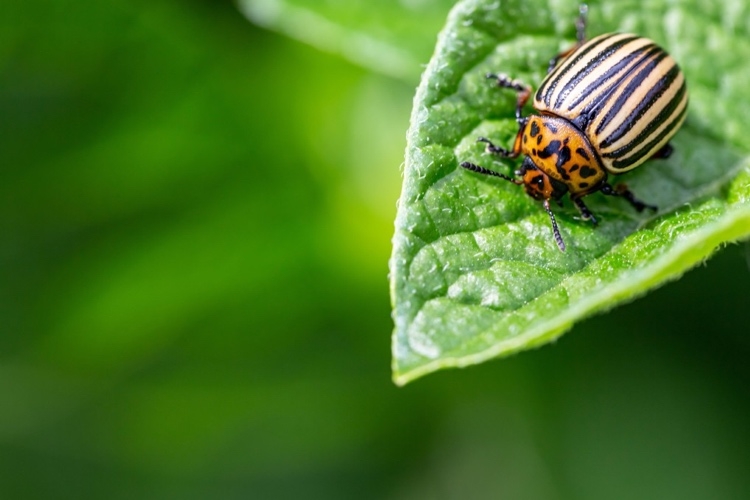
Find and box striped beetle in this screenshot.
[461,5,688,251]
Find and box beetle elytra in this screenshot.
[461,5,688,251]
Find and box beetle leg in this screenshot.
[572,197,598,226]
[547,4,588,73]
[649,142,673,160]
[575,4,589,43]
[477,136,508,156]
[543,199,566,252]
[460,161,522,185]
[600,183,658,212]
[476,133,523,158]
[486,73,531,124]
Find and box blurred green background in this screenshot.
[3,1,750,498]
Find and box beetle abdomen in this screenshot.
[534,33,688,174]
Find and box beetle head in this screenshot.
[517,156,568,201]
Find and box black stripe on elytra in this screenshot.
[562,43,655,111]
[609,99,687,170]
[572,45,663,130]
[538,34,617,106]
[536,34,626,107]
[545,34,632,95]
[553,38,651,110]
[603,82,687,160]
[600,63,680,148]
[594,48,668,137]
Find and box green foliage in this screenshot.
[7,1,750,498]
[2,1,406,496]
[239,0,456,81]
[391,0,750,384]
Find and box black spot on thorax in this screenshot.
[530,121,540,137]
[537,140,561,159]
[579,166,598,179]
[556,146,571,169]
[555,146,572,180]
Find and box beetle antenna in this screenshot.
[544,199,566,252]
[460,162,522,185]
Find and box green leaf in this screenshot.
[391,0,750,385]
[238,0,455,81]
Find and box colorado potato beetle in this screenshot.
[460,5,688,251]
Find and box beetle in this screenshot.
[460,5,688,251]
